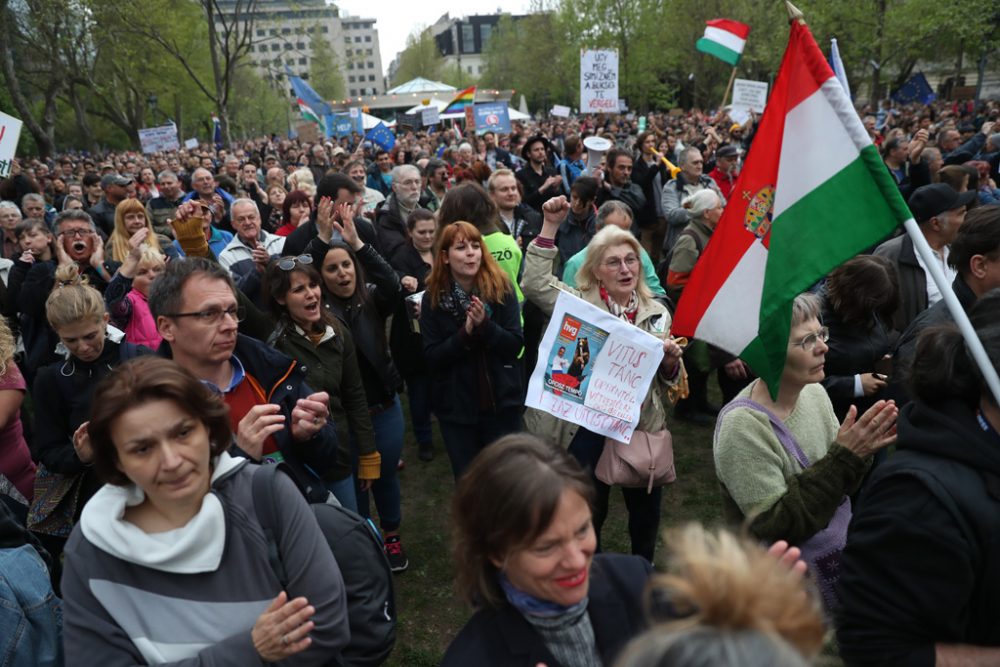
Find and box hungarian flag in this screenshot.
[442,85,476,115]
[696,19,750,66]
[297,98,324,129]
[673,19,911,396]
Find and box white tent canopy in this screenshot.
[385,78,456,95]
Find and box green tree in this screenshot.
[309,33,345,101]
[392,28,443,85]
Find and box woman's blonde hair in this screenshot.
[288,168,317,197]
[616,524,824,667]
[576,225,652,300]
[110,198,158,262]
[0,317,17,377]
[136,244,166,270]
[46,264,106,330]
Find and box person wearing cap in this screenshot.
[708,144,740,201]
[873,183,976,333]
[515,135,561,213]
[87,174,132,236]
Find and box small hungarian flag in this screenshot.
[673,18,911,397]
[442,85,476,115]
[696,19,750,66]
[297,98,324,128]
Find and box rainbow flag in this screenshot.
[442,85,476,115]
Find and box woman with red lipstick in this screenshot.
[444,434,651,667]
[713,292,898,610]
[522,196,684,563]
[420,221,524,480]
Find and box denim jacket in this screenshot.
[0,544,63,666]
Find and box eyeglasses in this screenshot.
[603,255,640,271]
[790,326,829,352]
[277,254,313,271]
[164,304,245,325]
[62,228,91,238]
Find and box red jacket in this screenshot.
[709,166,738,202]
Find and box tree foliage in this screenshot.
[310,33,345,101]
[391,29,444,86]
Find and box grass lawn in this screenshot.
[383,391,725,666]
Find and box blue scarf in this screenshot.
[498,572,589,619]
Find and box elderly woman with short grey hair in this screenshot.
[713,292,898,609]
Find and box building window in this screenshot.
[368,74,375,81]
[367,61,374,69]
[295,27,303,34]
[296,42,305,49]
[479,23,492,45]
[349,75,356,83]
[299,57,307,65]
[346,49,353,56]
[321,26,328,33]
[307,26,315,33]
[461,23,475,53]
[364,35,371,42]
[366,48,373,55]
[284,43,292,50]
[354,36,362,43]
[478,65,484,73]
[344,37,351,44]
[282,27,290,34]
[349,89,356,96]
[347,62,354,70]
[271,43,280,51]
[256,29,265,37]
[467,65,473,73]
[286,58,294,65]
[269,28,277,36]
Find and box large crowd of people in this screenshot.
[1,96,999,665]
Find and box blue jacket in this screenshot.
[157,334,349,481]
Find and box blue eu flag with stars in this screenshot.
[365,122,396,151]
[891,73,936,105]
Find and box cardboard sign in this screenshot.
[184,138,199,149]
[421,107,439,127]
[550,104,571,118]
[526,290,665,442]
[137,124,180,154]
[580,49,619,113]
[0,111,23,178]
[474,102,511,134]
[464,105,475,130]
[295,122,320,144]
[732,79,769,113]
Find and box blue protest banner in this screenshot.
[474,102,511,135]
[326,114,356,138]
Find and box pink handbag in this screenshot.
[596,429,676,493]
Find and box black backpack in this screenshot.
[252,463,396,666]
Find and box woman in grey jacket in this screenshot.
[60,357,349,666]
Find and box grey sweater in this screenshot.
[61,461,349,666]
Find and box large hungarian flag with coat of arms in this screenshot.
[672,18,912,396]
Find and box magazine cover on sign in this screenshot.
[543,313,609,404]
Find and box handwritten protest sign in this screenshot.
[526,290,664,442]
[732,78,769,113]
[580,49,619,113]
[550,105,571,118]
[138,124,179,154]
[0,111,24,179]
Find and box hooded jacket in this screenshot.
[837,398,1000,666]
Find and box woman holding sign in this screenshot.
[420,221,524,480]
[521,195,684,562]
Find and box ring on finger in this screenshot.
[281,634,289,646]
[312,417,320,425]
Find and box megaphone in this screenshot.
[582,136,612,175]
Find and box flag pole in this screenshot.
[720,67,738,109]
[903,217,1000,406]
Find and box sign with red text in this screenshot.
[0,111,23,178]
[580,49,619,113]
[526,290,664,443]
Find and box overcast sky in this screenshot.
[334,0,534,76]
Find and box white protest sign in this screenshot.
[421,106,439,126]
[526,290,665,443]
[138,124,180,154]
[580,49,619,113]
[732,79,769,113]
[728,105,752,126]
[184,137,199,149]
[550,104,571,118]
[0,111,24,179]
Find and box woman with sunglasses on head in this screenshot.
[264,254,379,512]
[304,198,409,572]
[713,292,898,611]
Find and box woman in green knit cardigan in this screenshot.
[712,293,897,605]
